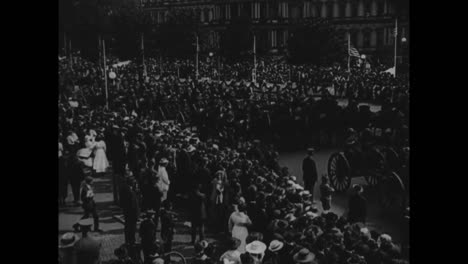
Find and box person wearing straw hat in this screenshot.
[245,240,267,264]
[293,248,317,264]
[263,240,284,264]
[59,232,79,264]
[74,218,102,264]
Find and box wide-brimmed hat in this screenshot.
[273,219,289,231]
[293,248,316,263]
[77,148,93,158]
[268,240,284,252]
[145,209,156,216]
[284,213,297,223]
[78,218,94,228]
[352,184,363,193]
[246,241,266,255]
[59,232,79,248]
[186,145,196,153]
[305,211,319,219]
[159,158,169,165]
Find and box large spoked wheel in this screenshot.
[382,147,400,171]
[378,171,406,213]
[364,148,386,187]
[328,152,351,192]
[164,251,187,264]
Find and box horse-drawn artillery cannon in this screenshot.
[327,136,409,213]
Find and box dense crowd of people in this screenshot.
[59,54,409,264]
[59,55,408,151]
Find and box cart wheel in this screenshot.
[164,251,187,264]
[378,171,406,212]
[328,152,351,192]
[365,148,385,187]
[383,147,400,171]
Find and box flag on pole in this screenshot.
[348,45,360,57]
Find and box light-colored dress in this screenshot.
[156,166,170,202]
[93,141,109,173]
[228,211,251,253]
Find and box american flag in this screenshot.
[349,45,360,57]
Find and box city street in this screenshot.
[59,147,404,263]
[279,148,403,242]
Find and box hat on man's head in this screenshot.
[85,176,94,184]
[152,258,164,264]
[145,210,156,216]
[194,240,208,254]
[59,232,79,248]
[77,148,93,158]
[159,158,169,165]
[78,218,94,229]
[353,184,363,193]
[268,240,284,252]
[293,248,316,263]
[245,241,267,255]
[307,148,315,155]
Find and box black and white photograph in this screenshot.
[58,0,410,263]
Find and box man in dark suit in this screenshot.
[176,147,193,195]
[74,218,102,264]
[139,210,157,263]
[302,148,318,202]
[110,127,127,204]
[120,175,140,245]
[348,184,367,224]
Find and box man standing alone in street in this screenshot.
[302,148,318,202]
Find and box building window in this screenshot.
[353,0,359,17]
[351,31,358,47]
[364,0,371,17]
[328,2,334,18]
[378,0,385,15]
[363,30,371,48]
[231,3,238,18]
[260,2,266,18]
[376,28,384,46]
[278,30,284,47]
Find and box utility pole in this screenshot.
[103,39,109,109]
[393,17,398,77]
[196,34,199,80]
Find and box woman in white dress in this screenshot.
[228,200,252,253]
[156,158,170,202]
[93,136,109,175]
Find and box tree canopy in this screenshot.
[287,18,346,65]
